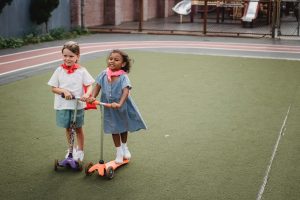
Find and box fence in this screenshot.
[89,0,300,39]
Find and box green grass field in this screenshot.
[0,51,299,200]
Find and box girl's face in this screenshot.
[62,48,79,66]
[108,52,125,71]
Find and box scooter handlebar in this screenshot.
[92,101,112,108]
[61,93,76,99]
[61,94,112,108]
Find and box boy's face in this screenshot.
[108,53,125,71]
[62,48,79,66]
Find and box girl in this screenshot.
[48,41,95,162]
[89,49,147,164]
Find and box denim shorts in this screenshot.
[56,109,84,128]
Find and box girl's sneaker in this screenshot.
[74,150,84,162]
[115,147,124,164]
[122,143,131,160]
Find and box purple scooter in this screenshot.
[54,97,83,171]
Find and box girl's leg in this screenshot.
[120,131,128,143]
[112,134,123,163]
[120,132,131,160]
[112,134,121,147]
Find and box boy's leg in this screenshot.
[76,127,84,151]
[74,127,84,161]
[65,128,73,158]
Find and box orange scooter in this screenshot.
[85,101,129,179]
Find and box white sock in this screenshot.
[115,146,124,163]
[121,143,127,148]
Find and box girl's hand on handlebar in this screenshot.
[87,97,96,103]
[111,102,121,109]
[80,93,90,102]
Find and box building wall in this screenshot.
[84,0,104,26]
[122,0,137,22]
[0,0,71,38]
[168,0,178,16]
[71,0,104,28]
[0,0,178,38]
[147,0,159,19]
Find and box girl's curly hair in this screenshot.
[109,49,132,73]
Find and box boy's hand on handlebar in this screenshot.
[63,90,72,100]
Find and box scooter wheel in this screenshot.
[77,161,83,172]
[85,162,94,176]
[54,159,59,171]
[105,166,114,179]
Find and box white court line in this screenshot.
[0,41,298,77]
[0,49,111,76]
[256,104,291,200]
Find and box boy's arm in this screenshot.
[51,86,72,100]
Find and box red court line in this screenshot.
[1,41,300,75]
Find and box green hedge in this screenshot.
[0,27,90,49]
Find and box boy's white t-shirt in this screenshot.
[48,66,95,110]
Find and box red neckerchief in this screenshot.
[106,68,126,81]
[61,63,79,74]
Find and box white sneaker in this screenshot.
[74,150,84,162]
[122,143,131,160]
[65,148,77,158]
[115,147,124,164]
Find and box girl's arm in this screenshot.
[111,87,129,109]
[87,84,101,103]
[81,84,93,101]
[51,86,73,100]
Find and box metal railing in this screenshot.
[88,0,300,39]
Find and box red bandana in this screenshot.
[106,68,126,81]
[61,63,79,74]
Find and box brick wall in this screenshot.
[147,0,158,19]
[84,0,104,27]
[71,0,104,27]
[71,0,178,27]
[70,0,81,27]
[122,0,137,22]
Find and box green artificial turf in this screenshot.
[0,51,299,200]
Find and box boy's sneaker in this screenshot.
[122,143,131,160]
[115,147,124,164]
[74,150,84,162]
[65,148,77,158]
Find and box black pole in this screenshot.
[139,0,143,32]
[81,0,85,29]
[203,0,207,34]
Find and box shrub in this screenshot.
[29,0,59,32]
[0,0,13,14]
[0,27,90,49]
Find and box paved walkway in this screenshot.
[0,33,300,85]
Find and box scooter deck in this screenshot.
[88,159,129,176]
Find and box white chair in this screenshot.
[172,0,192,23]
